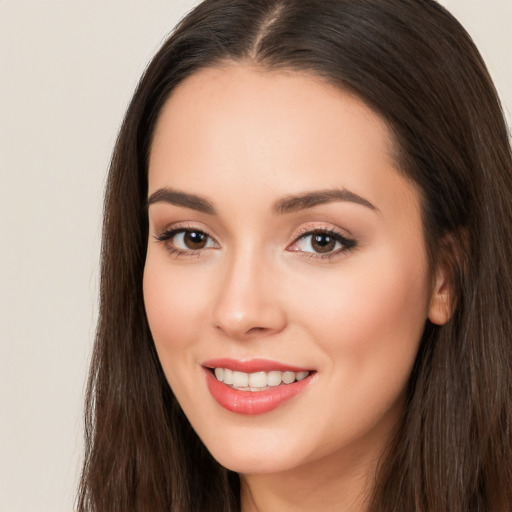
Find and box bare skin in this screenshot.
[144,64,451,511]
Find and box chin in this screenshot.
[195,421,321,475]
[209,445,301,475]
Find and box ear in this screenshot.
[428,231,466,325]
[428,230,465,325]
[428,262,454,325]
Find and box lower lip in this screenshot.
[204,368,314,415]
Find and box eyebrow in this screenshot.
[272,188,378,214]
[147,188,217,214]
[146,187,378,215]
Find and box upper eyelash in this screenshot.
[293,226,354,243]
[153,226,357,259]
[153,226,217,256]
[154,227,192,243]
[292,228,357,259]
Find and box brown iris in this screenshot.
[311,233,337,253]
[183,231,208,249]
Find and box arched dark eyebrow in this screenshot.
[273,188,378,214]
[147,187,378,216]
[147,188,216,214]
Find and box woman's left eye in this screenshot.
[289,230,356,256]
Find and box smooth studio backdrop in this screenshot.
[0,1,510,511]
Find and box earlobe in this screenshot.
[428,264,454,325]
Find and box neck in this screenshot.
[240,444,381,512]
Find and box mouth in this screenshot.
[202,358,316,415]
[210,367,310,391]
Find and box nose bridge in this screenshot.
[212,242,285,339]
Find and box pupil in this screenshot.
[185,231,207,249]
[312,234,335,253]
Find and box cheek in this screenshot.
[296,257,429,451]
[143,257,209,356]
[143,257,215,410]
[292,249,430,385]
[346,266,428,351]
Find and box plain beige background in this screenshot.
[0,1,510,511]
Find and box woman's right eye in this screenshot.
[155,228,218,254]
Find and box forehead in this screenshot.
[150,64,396,167]
[148,64,418,219]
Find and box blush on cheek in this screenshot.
[301,260,428,366]
[143,262,211,354]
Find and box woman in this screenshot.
[78,0,512,510]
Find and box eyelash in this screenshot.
[154,225,357,260]
[289,227,357,261]
[154,226,218,258]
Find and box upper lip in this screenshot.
[202,358,312,373]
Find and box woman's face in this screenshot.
[144,65,447,475]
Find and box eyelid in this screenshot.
[289,222,354,242]
[153,223,220,256]
[154,221,218,240]
[287,224,357,259]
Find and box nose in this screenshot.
[211,249,287,340]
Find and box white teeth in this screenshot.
[282,371,295,384]
[267,371,282,387]
[213,368,310,391]
[232,371,249,388]
[223,368,233,385]
[248,371,267,388]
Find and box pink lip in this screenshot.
[202,359,315,415]
[202,358,310,373]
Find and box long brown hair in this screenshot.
[77,1,512,510]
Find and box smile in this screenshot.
[202,359,315,415]
[213,368,309,391]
